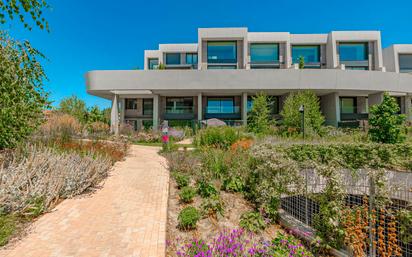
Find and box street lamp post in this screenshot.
[299,105,305,140]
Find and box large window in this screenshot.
[207,41,237,64]
[186,53,198,67]
[340,97,357,114]
[143,98,153,116]
[148,58,159,70]
[206,97,237,114]
[399,54,412,73]
[125,99,137,110]
[165,53,181,65]
[339,43,368,61]
[250,43,279,63]
[166,97,193,114]
[292,45,320,64]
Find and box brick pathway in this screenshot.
[1,145,169,257]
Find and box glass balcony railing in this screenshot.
[205,106,240,114]
[165,106,194,114]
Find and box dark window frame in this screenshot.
[339,42,369,62]
[206,96,236,114]
[165,53,181,65]
[166,97,194,113]
[340,97,357,114]
[250,43,280,63]
[291,45,321,64]
[125,99,137,110]
[207,41,237,64]
[143,98,153,116]
[399,53,412,73]
[148,58,159,70]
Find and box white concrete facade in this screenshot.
[87,27,412,133]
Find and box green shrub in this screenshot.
[398,209,412,244]
[222,176,245,192]
[247,92,272,134]
[0,32,48,149]
[239,211,266,233]
[255,140,412,171]
[0,213,17,246]
[200,194,224,217]
[260,197,280,223]
[173,173,190,189]
[195,126,240,149]
[269,232,314,256]
[201,148,229,179]
[280,90,325,135]
[369,92,406,144]
[179,186,196,203]
[196,180,218,198]
[23,196,45,218]
[178,206,200,230]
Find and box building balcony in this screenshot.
[340,113,369,121]
[164,106,195,120]
[250,60,281,69]
[204,106,241,119]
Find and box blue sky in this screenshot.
[3,0,412,108]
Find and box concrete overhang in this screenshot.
[290,34,328,45]
[159,44,198,52]
[86,69,412,98]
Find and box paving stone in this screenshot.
[1,145,169,257]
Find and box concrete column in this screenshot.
[368,92,384,110]
[405,95,412,122]
[153,95,159,131]
[320,92,340,127]
[242,92,248,126]
[197,93,202,121]
[110,94,119,135]
[119,98,125,124]
[356,96,368,114]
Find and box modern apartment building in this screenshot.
[85,28,412,133]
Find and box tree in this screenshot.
[0,32,48,148]
[368,92,406,144]
[58,95,88,124]
[247,92,272,134]
[88,105,109,124]
[280,90,325,135]
[298,56,305,69]
[157,63,166,70]
[0,0,49,31]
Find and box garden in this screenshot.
[0,94,129,247]
[162,91,412,257]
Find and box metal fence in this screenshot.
[281,169,412,257]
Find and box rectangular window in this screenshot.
[340,97,357,114]
[292,45,320,64]
[125,99,137,110]
[250,43,279,63]
[399,54,412,73]
[206,97,237,114]
[186,53,198,66]
[207,41,237,64]
[143,99,153,116]
[148,58,159,70]
[166,97,194,114]
[165,53,181,65]
[339,43,368,61]
[247,96,279,114]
